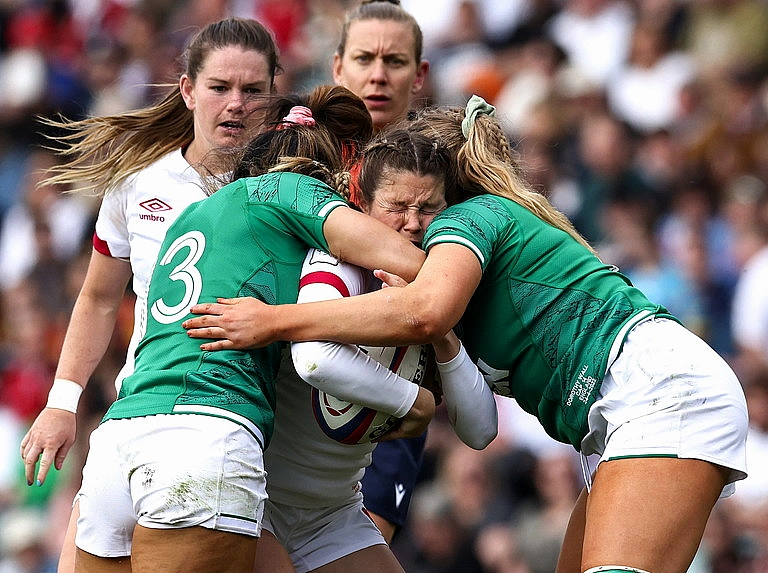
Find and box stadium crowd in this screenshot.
[1,0,768,571]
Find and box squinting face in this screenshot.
[334,19,427,132]
[180,46,273,166]
[362,170,446,244]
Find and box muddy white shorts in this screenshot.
[581,317,748,497]
[262,496,385,573]
[75,414,267,557]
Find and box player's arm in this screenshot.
[432,331,497,449]
[374,266,497,449]
[290,252,433,431]
[185,243,481,349]
[21,250,132,485]
[323,206,425,283]
[292,341,427,418]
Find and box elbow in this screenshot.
[407,296,456,343]
[464,427,497,451]
[291,342,333,389]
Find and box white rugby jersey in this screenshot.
[93,149,211,391]
[265,248,419,508]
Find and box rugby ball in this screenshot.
[312,344,429,444]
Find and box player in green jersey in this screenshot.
[70,85,435,573]
[184,96,749,573]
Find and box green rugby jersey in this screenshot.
[103,172,348,448]
[423,194,676,449]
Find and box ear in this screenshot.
[179,74,196,110]
[411,60,429,94]
[332,53,344,86]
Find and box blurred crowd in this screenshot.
[1,0,768,572]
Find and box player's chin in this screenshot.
[370,110,397,132]
[216,127,249,147]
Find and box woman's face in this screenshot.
[180,46,273,165]
[362,169,446,244]
[333,19,428,132]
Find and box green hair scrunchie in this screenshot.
[461,94,496,139]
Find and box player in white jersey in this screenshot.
[94,149,213,393]
[19,17,283,572]
[328,0,432,544]
[260,129,497,573]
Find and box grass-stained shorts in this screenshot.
[75,414,267,557]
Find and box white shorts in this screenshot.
[262,497,385,573]
[581,317,748,497]
[75,414,267,557]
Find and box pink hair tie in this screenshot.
[278,105,316,129]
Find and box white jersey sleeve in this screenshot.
[437,343,498,449]
[291,249,419,417]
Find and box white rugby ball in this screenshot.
[312,344,429,444]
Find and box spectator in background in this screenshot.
[546,0,634,90]
[493,36,565,140]
[722,376,768,567]
[605,20,695,134]
[0,149,93,295]
[601,199,705,335]
[730,180,768,382]
[682,0,768,83]
[0,507,57,573]
[570,112,662,248]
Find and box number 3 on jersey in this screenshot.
[150,230,206,324]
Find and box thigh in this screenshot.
[74,549,130,573]
[556,487,587,573]
[253,529,295,573]
[131,524,258,573]
[58,501,79,573]
[581,457,729,573]
[312,544,404,573]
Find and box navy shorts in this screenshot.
[361,432,427,528]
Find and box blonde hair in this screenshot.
[40,17,280,196]
[410,107,596,253]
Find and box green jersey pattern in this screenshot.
[103,172,348,447]
[423,195,676,448]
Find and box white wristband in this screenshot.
[46,379,84,413]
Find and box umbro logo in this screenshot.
[140,198,172,212]
[139,198,171,222]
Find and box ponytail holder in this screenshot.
[278,105,316,129]
[461,94,495,139]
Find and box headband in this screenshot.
[277,105,316,129]
[461,94,496,139]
